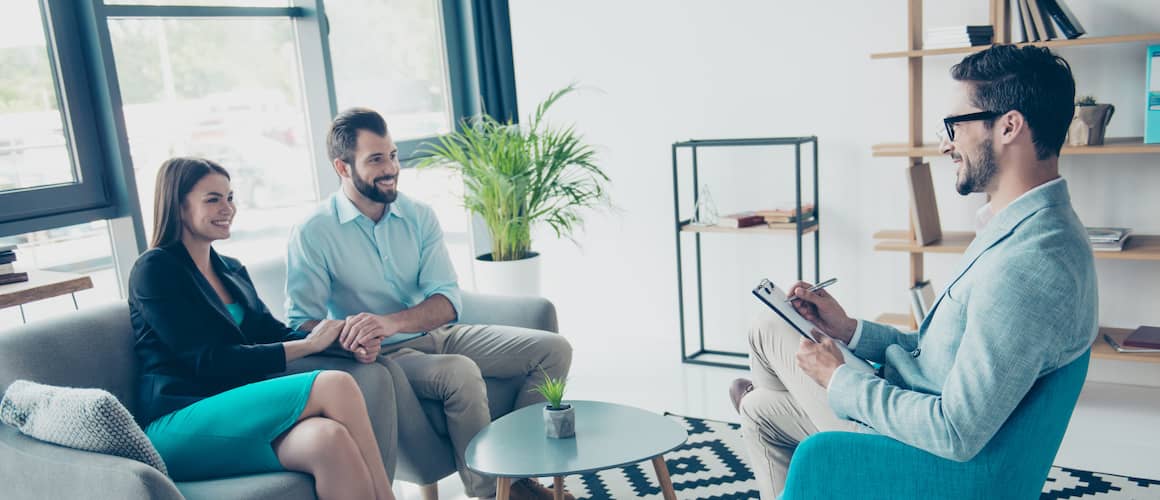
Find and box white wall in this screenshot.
[507,1,1160,374]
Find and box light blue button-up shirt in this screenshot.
[285,191,462,345]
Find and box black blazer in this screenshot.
[128,242,306,425]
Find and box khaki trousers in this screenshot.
[381,324,572,498]
[740,310,859,499]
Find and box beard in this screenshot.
[955,136,999,196]
[351,168,398,204]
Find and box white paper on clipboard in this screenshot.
[752,279,877,373]
[752,280,823,343]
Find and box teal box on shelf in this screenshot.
[1148,45,1160,144]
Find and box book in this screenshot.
[1087,227,1130,242]
[909,281,937,325]
[1104,333,1160,353]
[907,162,942,245]
[0,272,29,285]
[0,244,16,253]
[1018,0,1038,42]
[0,253,15,265]
[766,217,817,230]
[754,204,816,218]
[1091,238,1130,252]
[715,212,766,228]
[1041,0,1085,39]
[1027,0,1057,40]
[1124,326,1160,349]
[0,263,13,274]
[1012,0,1028,43]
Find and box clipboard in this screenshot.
[752,278,876,373]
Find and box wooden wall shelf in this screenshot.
[874,314,1160,365]
[872,230,1160,261]
[871,33,1160,59]
[872,137,1160,158]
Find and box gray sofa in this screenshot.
[0,257,558,500]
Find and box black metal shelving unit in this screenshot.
[672,136,820,369]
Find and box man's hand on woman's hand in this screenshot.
[341,313,400,351]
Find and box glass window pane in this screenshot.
[0,1,77,193]
[104,1,289,6]
[328,0,453,141]
[0,221,120,325]
[108,18,317,263]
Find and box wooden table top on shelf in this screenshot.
[0,270,94,309]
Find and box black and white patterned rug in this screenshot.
[552,415,1159,499]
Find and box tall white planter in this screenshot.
[472,252,541,297]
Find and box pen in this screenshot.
[786,278,838,302]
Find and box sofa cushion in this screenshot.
[1,380,167,474]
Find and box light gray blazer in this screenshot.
[828,178,1098,462]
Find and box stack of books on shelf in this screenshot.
[925,25,993,49]
[716,204,816,229]
[1014,0,1085,43]
[0,244,28,285]
[1104,326,1160,354]
[1087,227,1131,252]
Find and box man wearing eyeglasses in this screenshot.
[730,45,1098,498]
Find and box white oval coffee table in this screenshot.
[465,400,689,500]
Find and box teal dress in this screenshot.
[144,304,319,481]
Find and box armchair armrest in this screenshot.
[780,431,984,500]
[459,292,559,333]
[0,425,182,500]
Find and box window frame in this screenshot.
[0,1,117,236]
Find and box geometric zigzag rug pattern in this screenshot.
[553,414,1160,499]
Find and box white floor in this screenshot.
[395,322,1160,499]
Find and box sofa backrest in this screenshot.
[0,302,139,414]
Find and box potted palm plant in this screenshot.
[531,367,574,438]
[417,85,609,296]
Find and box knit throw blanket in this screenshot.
[0,380,168,475]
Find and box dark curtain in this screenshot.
[471,0,519,123]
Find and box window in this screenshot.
[0,1,111,228]
[108,16,318,262]
[327,0,454,142]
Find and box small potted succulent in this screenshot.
[531,367,574,438]
[1067,95,1115,146]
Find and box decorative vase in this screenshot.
[1067,104,1115,146]
[543,404,575,439]
[472,251,541,297]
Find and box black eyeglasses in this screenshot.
[942,111,1004,141]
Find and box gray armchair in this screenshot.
[245,257,560,495]
[0,258,558,500]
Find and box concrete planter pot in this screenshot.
[1067,104,1115,146]
[543,404,575,439]
[472,252,541,297]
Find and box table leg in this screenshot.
[496,477,511,500]
[652,455,677,500]
[18,304,26,324]
[71,292,79,310]
[553,476,565,500]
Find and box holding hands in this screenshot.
[340,313,400,361]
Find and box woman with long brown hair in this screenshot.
[129,157,394,500]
